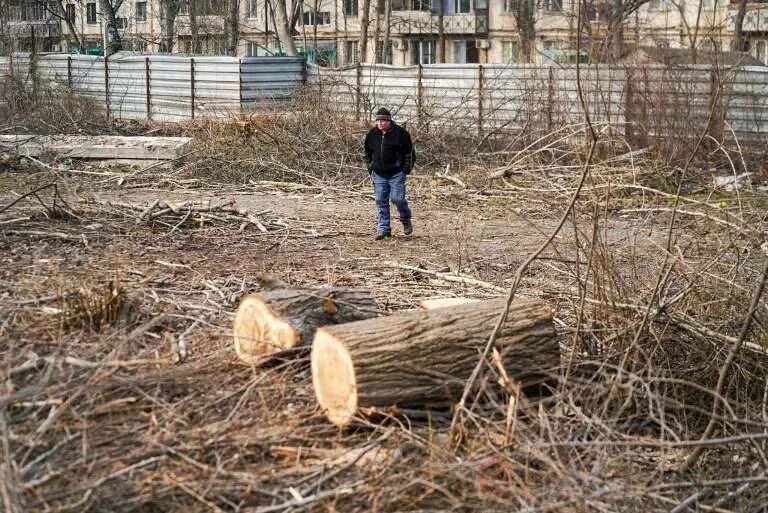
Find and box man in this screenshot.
[364,107,415,240]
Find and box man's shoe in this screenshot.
[403,222,413,236]
[375,232,391,241]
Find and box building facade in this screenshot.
[2,0,766,65]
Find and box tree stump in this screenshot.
[233,288,378,365]
[311,298,558,426]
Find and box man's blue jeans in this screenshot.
[372,171,411,234]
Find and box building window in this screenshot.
[86,2,97,24]
[345,40,359,64]
[411,40,435,64]
[65,3,75,22]
[501,40,519,63]
[302,10,330,25]
[454,0,470,13]
[453,40,479,63]
[115,16,127,29]
[136,1,146,21]
[649,0,671,10]
[542,0,561,12]
[410,0,430,9]
[376,40,393,64]
[343,0,358,16]
[23,1,48,21]
[503,0,518,11]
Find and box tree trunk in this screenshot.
[731,0,749,52]
[382,0,391,64]
[312,298,559,426]
[226,0,240,55]
[233,288,378,365]
[436,0,445,63]
[609,0,624,61]
[99,0,123,56]
[190,0,199,53]
[358,0,371,63]
[273,0,297,55]
[159,0,181,53]
[517,0,535,63]
[372,0,380,63]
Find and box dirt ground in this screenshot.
[2,159,767,512]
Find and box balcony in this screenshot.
[389,11,488,35]
[726,6,768,31]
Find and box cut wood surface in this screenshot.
[233,288,378,365]
[419,297,479,310]
[312,298,558,426]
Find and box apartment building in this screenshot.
[3,0,766,65]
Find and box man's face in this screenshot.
[376,119,392,131]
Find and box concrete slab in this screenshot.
[0,135,195,160]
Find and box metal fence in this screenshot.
[2,54,766,146]
[310,63,768,145]
[0,53,305,121]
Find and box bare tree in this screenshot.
[189,0,199,53]
[158,0,182,52]
[272,0,297,55]
[513,0,536,63]
[225,0,240,55]
[99,0,123,55]
[358,0,370,62]
[45,0,84,53]
[436,0,444,63]
[602,0,650,61]
[381,0,391,64]
[731,0,748,52]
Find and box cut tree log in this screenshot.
[233,288,378,365]
[419,297,479,310]
[311,298,558,426]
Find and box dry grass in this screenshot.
[1,72,768,513]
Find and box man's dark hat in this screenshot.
[375,107,392,121]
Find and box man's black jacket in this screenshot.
[364,123,415,178]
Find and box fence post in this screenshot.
[191,58,196,120]
[355,62,361,122]
[477,64,483,137]
[547,66,554,132]
[416,63,423,128]
[104,55,110,120]
[145,57,151,120]
[238,57,244,115]
[67,55,72,89]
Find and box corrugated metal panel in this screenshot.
[309,63,768,142]
[241,56,304,107]
[192,56,240,118]
[148,55,194,121]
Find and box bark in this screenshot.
[273,0,297,55]
[382,0,391,64]
[731,0,749,52]
[312,298,559,426]
[609,0,624,61]
[358,0,371,63]
[516,0,535,63]
[436,0,444,63]
[233,288,378,365]
[99,0,123,56]
[159,0,182,53]
[190,0,199,53]
[372,0,380,63]
[226,0,240,55]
